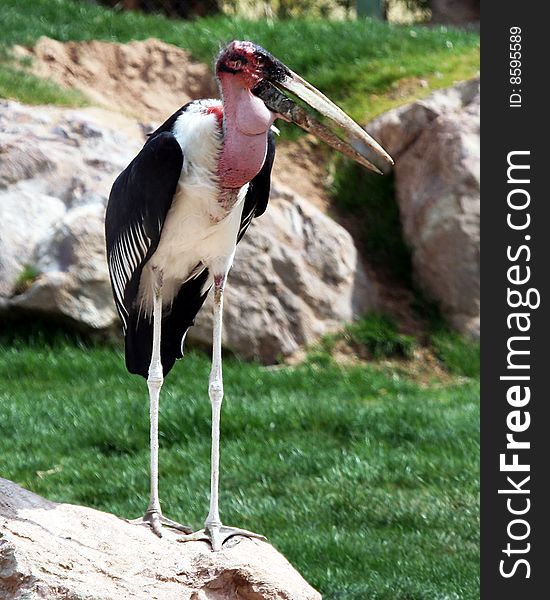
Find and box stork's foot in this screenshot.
[128,508,193,537]
[178,523,266,551]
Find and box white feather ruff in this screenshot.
[139,101,248,312]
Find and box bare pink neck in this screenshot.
[217,73,276,189]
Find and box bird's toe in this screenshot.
[127,509,192,537]
[178,524,266,551]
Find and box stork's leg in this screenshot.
[179,273,265,551]
[129,270,192,537]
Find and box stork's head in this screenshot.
[216,40,393,174]
[216,41,289,89]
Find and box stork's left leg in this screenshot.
[129,269,192,537]
[179,273,265,551]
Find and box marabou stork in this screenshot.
[105,40,393,551]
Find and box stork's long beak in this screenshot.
[253,70,394,174]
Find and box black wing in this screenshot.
[105,131,183,332]
[106,103,214,379]
[237,130,276,243]
[106,121,194,378]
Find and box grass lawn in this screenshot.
[0,0,479,122]
[0,340,479,599]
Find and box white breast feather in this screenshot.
[140,101,248,312]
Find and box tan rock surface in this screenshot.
[0,478,321,600]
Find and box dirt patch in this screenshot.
[272,136,332,210]
[374,346,461,388]
[285,343,459,387]
[15,36,218,122]
[387,77,429,100]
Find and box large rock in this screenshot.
[368,79,480,337]
[0,100,376,360]
[0,101,141,330]
[0,478,321,600]
[189,185,375,362]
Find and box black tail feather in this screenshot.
[125,270,211,378]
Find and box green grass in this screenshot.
[411,296,480,379]
[331,159,412,282]
[0,61,89,106]
[310,313,415,365]
[12,263,41,295]
[431,330,480,379]
[0,340,479,599]
[0,0,479,121]
[341,313,415,359]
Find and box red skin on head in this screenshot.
[216,41,264,89]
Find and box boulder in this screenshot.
[368,78,480,337]
[190,185,375,362]
[0,101,141,330]
[8,203,117,331]
[0,101,376,360]
[0,478,321,600]
[0,188,64,298]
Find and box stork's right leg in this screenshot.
[178,273,265,550]
[129,270,192,537]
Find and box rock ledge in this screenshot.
[0,478,320,600]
